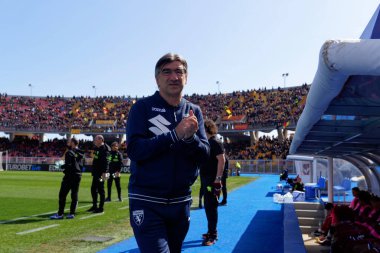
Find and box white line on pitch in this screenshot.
[16,224,60,235]
[118,205,129,210]
[79,213,104,220]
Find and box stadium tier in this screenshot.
[0,135,290,161]
[0,85,309,134]
[226,136,291,160]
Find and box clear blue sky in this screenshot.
[0,0,378,97]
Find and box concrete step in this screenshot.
[302,234,331,253]
[296,209,325,219]
[300,225,319,234]
[298,217,323,227]
[293,202,324,210]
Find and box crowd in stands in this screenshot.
[0,136,66,157]
[220,84,309,128]
[64,96,134,131]
[0,85,309,133]
[0,95,68,131]
[225,136,291,160]
[0,135,291,161]
[0,86,307,160]
[0,93,134,132]
[313,187,380,252]
[0,137,127,159]
[188,84,309,129]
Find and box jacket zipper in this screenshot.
[172,107,177,198]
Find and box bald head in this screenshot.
[94,135,104,147]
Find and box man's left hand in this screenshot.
[213,181,222,198]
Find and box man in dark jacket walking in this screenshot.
[200,119,225,246]
[88,135,110,213]
[106,142,123,202]
[126,53,210,253]
[50,137,84,219]
[219,156,229,206]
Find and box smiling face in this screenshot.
[156,61,187,100]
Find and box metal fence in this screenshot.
[7,156,129,166]
[229,159,296,175]
[6,156,295,175]
[8,156,64,165]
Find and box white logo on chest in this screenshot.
[152,107,166,113]
[148,114,171,136]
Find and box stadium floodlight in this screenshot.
[216,81,221,93]
[28,83,33,96]
[92,85,97,97]
[282,73,289,88]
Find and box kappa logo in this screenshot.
[152,107,166,113]
[132,210,144,226]
[148,114,171,136]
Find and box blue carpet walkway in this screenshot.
[98,175,285,253]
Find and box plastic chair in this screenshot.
[314,176,326,198]
[333,178,351,202]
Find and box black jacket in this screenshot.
[109,150,123,173]
[200,136,224,180]
[62,148,84,177]
[223,158,229,178]
[92,144,110,177]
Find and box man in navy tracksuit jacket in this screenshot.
[126,53,210,253]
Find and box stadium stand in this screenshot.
[0,135,290,161]
[0,86,308,161]
[226,136,292,160]
[0,85,309,134]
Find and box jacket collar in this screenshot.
[153,91,186,108]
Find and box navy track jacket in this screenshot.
[126,91,210,204]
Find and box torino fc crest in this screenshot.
[132,210,144,226]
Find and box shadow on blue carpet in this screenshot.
[98,175,289,253]
[232,208,284,253]
[181,240,204,249]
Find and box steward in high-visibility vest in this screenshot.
[106,142,123,202]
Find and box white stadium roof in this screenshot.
[289,4,380,194]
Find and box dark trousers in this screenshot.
[91,176,105,209]
[199,180,205,206]
[221,174,227,203]
[107,175,121,200]
[129,198,191,253]
[58,175,81,215]
[202,178,219,234]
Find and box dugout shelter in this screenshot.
[289,4,380,199]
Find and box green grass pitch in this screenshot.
[0,171,255,253]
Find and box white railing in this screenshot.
[229,159,296,175]
[7,156,130,166]
[6,156,294,175]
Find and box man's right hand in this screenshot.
[175,110,198,139]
